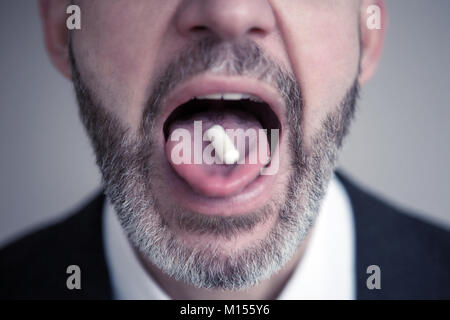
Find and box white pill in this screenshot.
[205,125,240,165]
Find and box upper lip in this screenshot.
[156,74,286,140]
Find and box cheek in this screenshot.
[274,3,360,144]
[73,1,177,130]
[300,22,359,137]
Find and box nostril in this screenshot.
[191,25,209,33]
[248,27,266,36]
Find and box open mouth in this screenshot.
[157,77,285,216]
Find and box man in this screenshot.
[1,0,449,300]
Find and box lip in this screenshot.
[153,74,287,216]
[164,165,280,216]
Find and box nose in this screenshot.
[176,0,276,41]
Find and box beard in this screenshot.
[70,37,359,290]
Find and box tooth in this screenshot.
[196,94,223,100]
[248,95,264,103]
[222,93,245,100]
[195,93,264,102]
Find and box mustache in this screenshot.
[141,36,302,132]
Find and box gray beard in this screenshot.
[70,37,359,290]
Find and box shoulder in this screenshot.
[0,192,111,300]
[336,171,450,299]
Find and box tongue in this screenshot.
[165,109,270,197]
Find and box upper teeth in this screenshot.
[195,93,263,102]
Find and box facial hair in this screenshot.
[70,37,359,290]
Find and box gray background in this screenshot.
[1,0,449,246]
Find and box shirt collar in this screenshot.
[103,196,169,300]
[103,174,355,300]
[277,174,356,299]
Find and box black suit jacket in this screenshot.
[1,172,449,300]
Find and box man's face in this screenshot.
[43,0,383,289]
